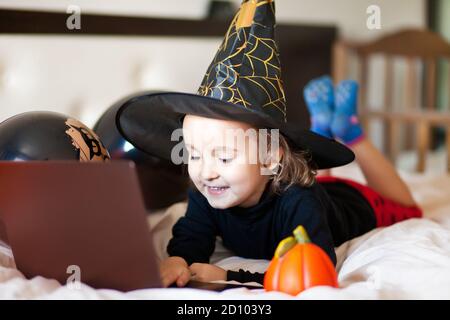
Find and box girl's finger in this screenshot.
[176,268,191,287]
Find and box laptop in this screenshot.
[0,161,261,292]
[0,161,162,291]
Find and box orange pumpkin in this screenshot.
[264,225,338,296]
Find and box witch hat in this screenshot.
[117,0,354,169]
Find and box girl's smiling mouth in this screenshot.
[205,185,230,196]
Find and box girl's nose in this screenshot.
[200,162,219,181]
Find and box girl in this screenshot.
[159,77,422,287]
[116,0,422,288]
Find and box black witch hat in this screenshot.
[117,0,354,169]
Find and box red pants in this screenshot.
[317,176,423,227]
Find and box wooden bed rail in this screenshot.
[333,29,450,173]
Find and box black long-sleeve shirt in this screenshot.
[166,181,345,284]
[167,179,376,284]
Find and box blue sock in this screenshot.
[303,76,334,138]
[331,80,364,145]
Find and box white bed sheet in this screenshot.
[1,163,450,299]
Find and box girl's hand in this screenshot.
[160,256,191,287]
[189,263,227,283]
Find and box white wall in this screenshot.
[273,0,426,41]
[0,0,211,19]
[0,0,426,40]
[0,0,427,131]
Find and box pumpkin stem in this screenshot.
[293,225,311,244]
[274,236,296,258]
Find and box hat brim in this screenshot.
[116,91,355,169]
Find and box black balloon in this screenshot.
[0,111,110,162]
[94,94,189,212]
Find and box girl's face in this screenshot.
[182,115,271,209]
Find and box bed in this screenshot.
[1,160,449,299]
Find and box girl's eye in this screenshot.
[190,155,200,161]
[219,158,233,164]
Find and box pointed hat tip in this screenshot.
[236,0,257,29]
[236,0,274,29]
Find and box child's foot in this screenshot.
[331,80,364,145]
[303,76,334,138]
